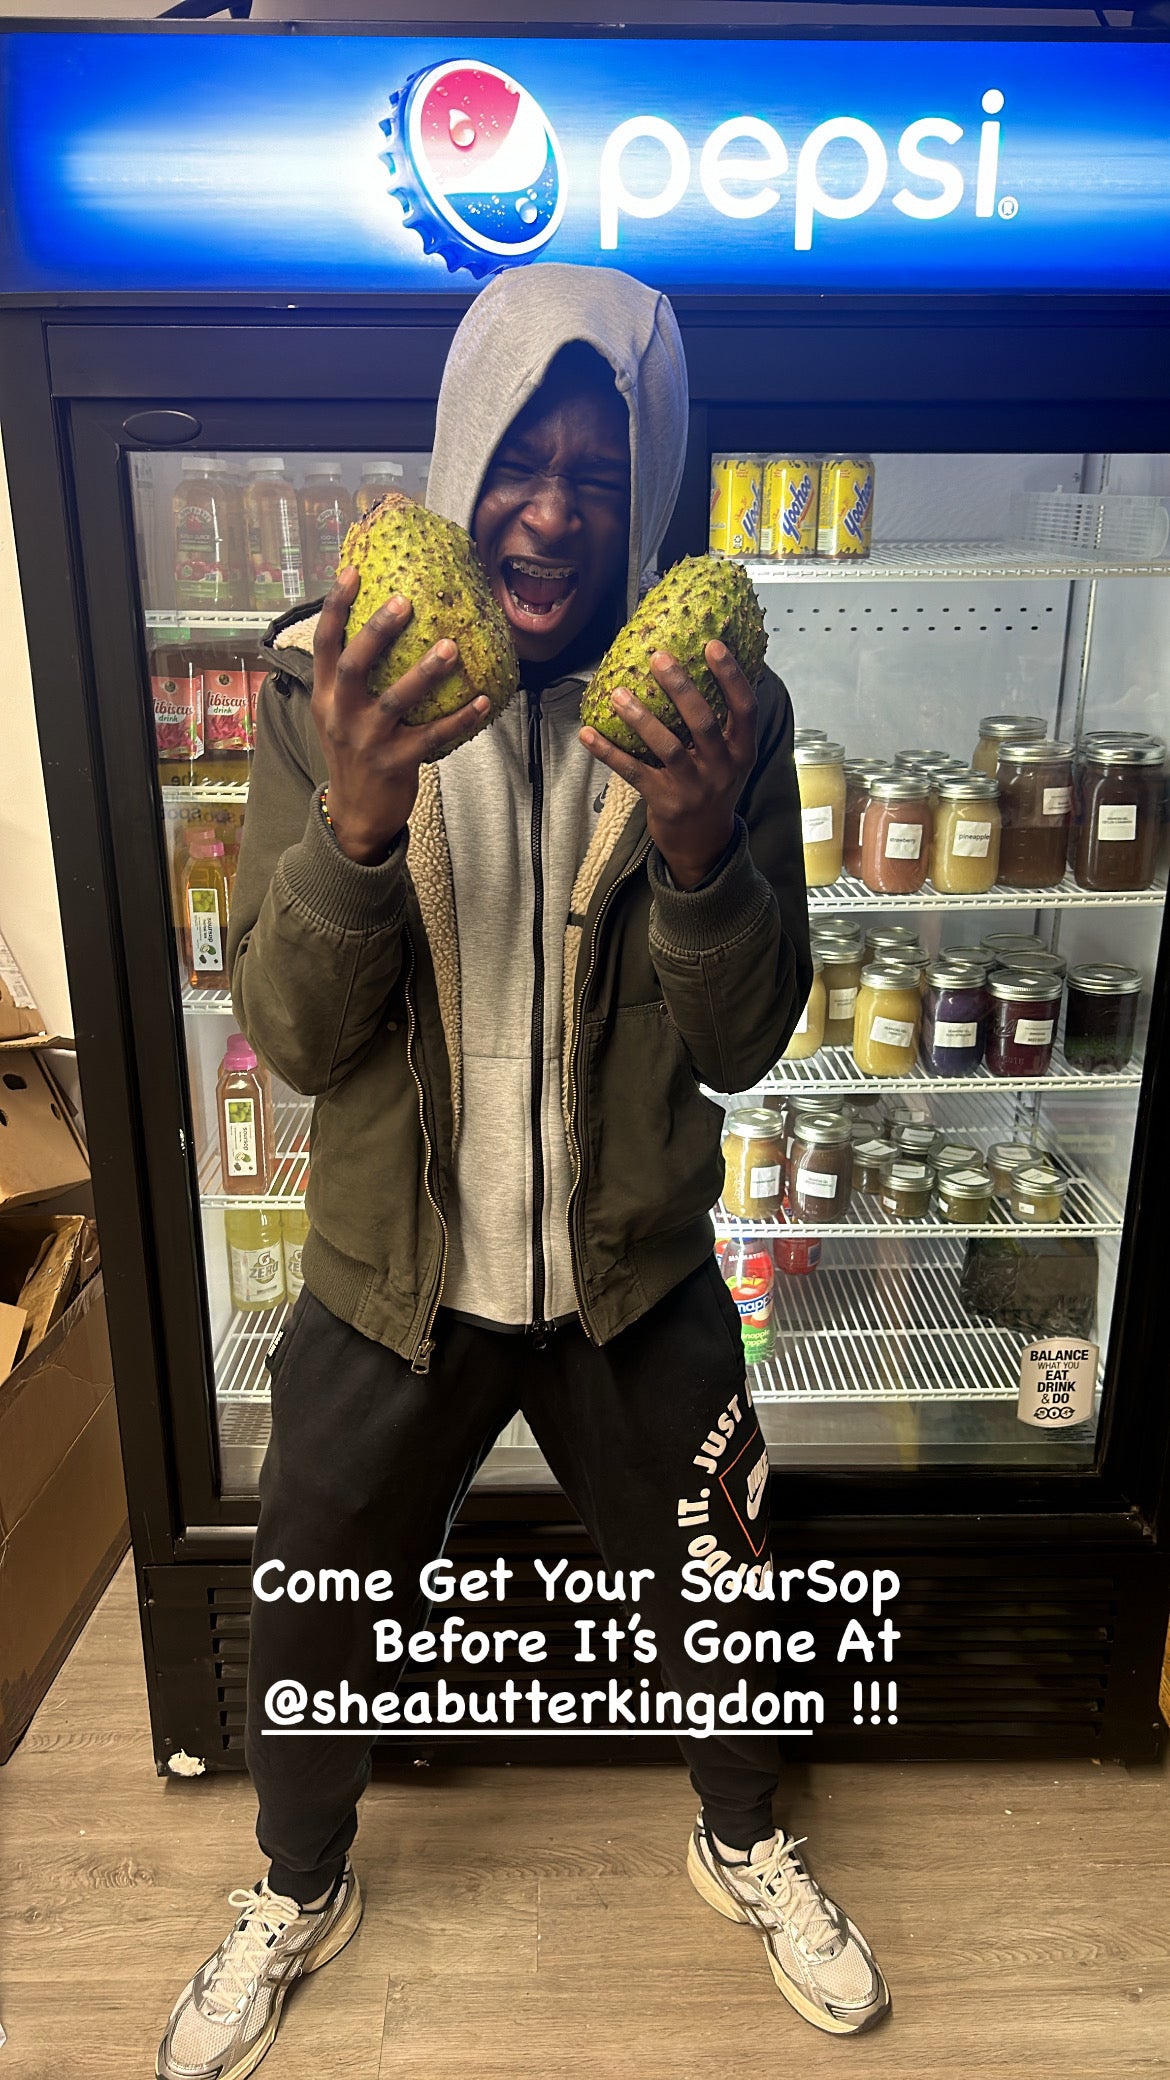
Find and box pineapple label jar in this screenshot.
[720,1109,785,1219]
[794,740,846,886]
[971,713,1046,778]
[853,962,923,1076]
[782,953,826,1061]
[930,774,1002,894]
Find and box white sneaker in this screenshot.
[687,1816,891,2035]
[156,1860,362,2080]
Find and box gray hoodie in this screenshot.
[424,264,688,1328]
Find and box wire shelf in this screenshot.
[806,867,1166,912]
[164,779,250,807]
[737,542,1170,584]
[146,609,272,631]
[749,1047,1143,1097]
[200,1098,312,1209]
[182,982,236,1016]
[716,1163,1121,1243]
[747,1240,1102,1405]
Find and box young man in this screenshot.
[157,263,889,2080]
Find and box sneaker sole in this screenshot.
[686,1836,891,2039]
[156,1875,364,2080]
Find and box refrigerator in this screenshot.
[1,18,1169,1772]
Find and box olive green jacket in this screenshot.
[228,618,811,1371]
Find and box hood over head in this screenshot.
[426,262,688,620]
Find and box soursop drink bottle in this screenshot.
[216,1033,276,1195]
[181,828,229,991]
[300,460,354,590]
[225,1208,285,1312]
[243,457,305,614]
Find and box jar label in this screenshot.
[795,1167,837,1200]
[828,987,858,1021]
[802,803,835,844]
[869,1015,915,1048]
[1014,1017,1054,1046]
[952,820,991,858]
[884,821,923,860]
[1096,803,1138,842]
[187,887,224,973]
[856,1139,887,1158]
[1016,1341,1098,1429]
[949,1169,988,1188]
[749,1164,782,1198]
[224,1097,258,1177]
[896,1163,928,1180]
[933,1019,978,1048]
[1042,785,1071,818]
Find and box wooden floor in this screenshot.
[2,1558,1169,2080]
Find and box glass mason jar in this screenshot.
[795,740,847,887]
[878,1157,935,1220]
[981,931,1047,962]
[986,970,1063,1078]
[1010,1164,1069,1224]
[853,1135,898,1193]
[842,760,896,878]
[930,774,1002,894]
[814,929,866,1046]
[1072,739,1166,892]
[920,960,989,1075]
[782,954,827,1062]
[934,1138,985,1175]
[996,739,1074,887]
[936,1165,995,1224]
[860,776,932,896]
[720,1108,786,1218]
[988,1140,1042,1193]
[853,963,923,1076]
[1064,963,1143,1073]
[788,1112,854,1223]
[972,713,1046,778]
[783,1097,846,1199]
[895,747,950,773]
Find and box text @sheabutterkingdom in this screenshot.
[257,1557,904,1737]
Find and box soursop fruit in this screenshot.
[338,492,518,730]
[580,556,768,758]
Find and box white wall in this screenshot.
[0,424,74,1040]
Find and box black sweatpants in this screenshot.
[246,1256,780,1903]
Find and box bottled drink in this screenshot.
[715,1235,776,1366]
[355,457,405,516]
[202,645,254,772]
[225,1207,285,1312]
[243,457,305,613]
[216,1033,276,1194]
[281,1203,308,1302]
[150,640,203,787]
[173,455,248,612]
[182,829,229,990]
[300,460,355,590]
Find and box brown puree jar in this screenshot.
[860,776,932,895]
[996,739,1074,887]
[788,1112,854,1223]
[1072,738,1166,892]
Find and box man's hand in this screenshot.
[579,641,759,888]
[311,567,492,864]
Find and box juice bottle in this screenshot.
[281,1202,308,1302]
[216,1032,276,1194]
[225,1207,286,1312]
[151,640,204,787]
[200,643,253,787]
[354,457,404,517]
[243,457,305,614]
[300,460,355,590]
[714,1234,776,1366]
[173,454,248,612]
[182,829,229,990]
[244,643,270,746]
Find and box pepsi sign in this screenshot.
[0,31,1168,294]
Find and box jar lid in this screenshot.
[881,1158,935,1186]
[845,760,896,784]
[937,1165,994,1199]
[894,1122,938,1150]
[725,1108,783,1139]
[994,948,1067,974]
[981,932,1047,953]
[1012,1164,1068,1197]
[987,968,1064,1003]
[1083,738,1166,766]
[934,1141,984,1170]
[794,728,828,742]
[978,714,1047,740]
[855,1136,897,1160]
[926,960,988,990]
[894,748,948,768]
[816,914,863,940]
[1082,729,1159,746]
[860,960,925,992]
[1067,962,1144,995]
[794,739,846,765]
[792,1113,853,1148]
[869,775,930,801]
[867,924,924,945]
[997,738,1073,764]
[936,773,1000,802]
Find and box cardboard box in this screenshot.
[0,931,69,1051]
[0,1214,88,1373]
[0,1269,126,1764]
[0,1051,89,1209]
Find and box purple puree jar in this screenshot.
[921,960,989,1075]
[986,969,1063,1078]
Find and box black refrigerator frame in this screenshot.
[2,16,1170,1773]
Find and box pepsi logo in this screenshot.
[382,60,566,278]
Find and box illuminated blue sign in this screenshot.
[1,31,1168,293]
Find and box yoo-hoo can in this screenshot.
[761,457,820,559]
[817,454,875,560]
[709,455,763,558]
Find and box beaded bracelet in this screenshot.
[319,786,334,830]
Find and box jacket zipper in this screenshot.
[402,934,448,1374]
[565,833,652,1343]
[526,689,549,1335]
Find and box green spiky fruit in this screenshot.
[339,492,518,730]
[580,556,768,759]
